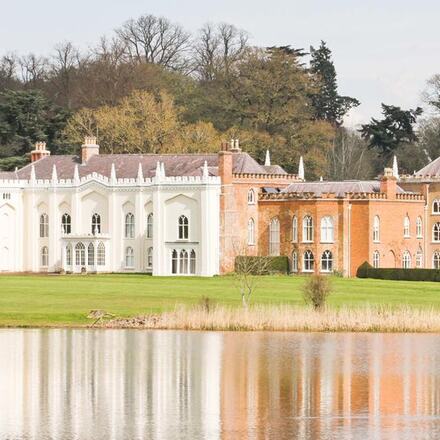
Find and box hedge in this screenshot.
[357,261,440,282]
[235,256,289,274]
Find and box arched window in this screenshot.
[433,223,440,242]
[125,213,135,239]
[146,213,153,239]
[433,200,440,214]
[41,246,49,267]
[402,250,411,269]
[247,218,255,245]
[61,213,71,234]
[303,250,314,272]
[302,216,313,242]
[416,248,423,268]
[179,249,189,274]
[75,242,85,266]
[292,216,298,242]
[320,216,334,243]
[65,245,72,266]
[146,246,153,269]
[291,251,298,272]
[92,213,101,234]
[321,250,333,272]
[247,189,256,205]
[125,246,134,268]
[190,250,196,274]
[178,215,189,240]
[97,242,105,266]
[40,213,49,238]
[433,251,440,269]
[269,218,280,256]
[403,216,410,238]
[416,216,423,238]
[171,249,178,274]
[88,243,95,266]
[373,216,380,242]
[373,250,380,268]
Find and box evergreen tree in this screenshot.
[360,104,423,161]
[310,41,359,126]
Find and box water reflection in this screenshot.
[1,330,440,439]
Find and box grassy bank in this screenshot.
[0,273,439,327]
[104,305,440,333]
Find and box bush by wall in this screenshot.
[235,256,289,274]
[357,261,440,282]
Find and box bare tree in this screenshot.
[0,53,19,90]
[327,128,374,180]
[194,23,249,80]
[233,242,271,308]
[116,14,191,72]
[18,53,48,85]
[49,42,82,108]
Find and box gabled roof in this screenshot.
[282,180,409,197]
[6,152,287,181]
[415,156,440,177]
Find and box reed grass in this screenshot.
[104,304,440,333]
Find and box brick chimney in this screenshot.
[380,167,397,199]
[218,150,233,185]
[31,141,50,162]
[81,136,100,163]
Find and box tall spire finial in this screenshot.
[298,156,305,181]
[51,164,58,183]
[161,162,166,177]
[137,162,143,182]
[73,164,79,184]
[110,163,116,183]
[202,160,209,180]
[264,149,271,167]
[392,155,399,179]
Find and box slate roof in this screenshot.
[282,180,409,197]
[5,152,287,181]
[415,157,440,177]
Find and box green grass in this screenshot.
[0,273,439,327]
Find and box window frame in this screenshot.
[302,215,313,243]
[416,216,423,238]
[373,216,380,243]
[75,242,86,266]
[61,213,71,234]
[269,217,280,256]
[146,213,153,239]
[41,246,49,267]
[291,251,298,273]
[303,250,314,273]
[433,223,440,243]
[433,251,440,269]
[247,189,256,205]
[178,215,189,240]
[433,200,440,215]
[402,250,411,269]
[125,212,135,239]
[40,213,49,238]
[97,242,105,266]
[91,213,101,235]
[403,216,410,238]
[372,250,380,268]
[247,218,255,245]
[320,216,334,243]
[146,246,153,269]
[320,250,333,273]
[125,246,134,268]
[292,216,298,242]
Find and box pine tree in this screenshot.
[310,41,359,126]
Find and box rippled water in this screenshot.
[1,330,440,439]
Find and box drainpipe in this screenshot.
[347,203,352,277]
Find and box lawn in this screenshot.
[0,274,439,327]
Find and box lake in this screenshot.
[1,330,440,439]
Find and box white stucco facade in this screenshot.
[0,164,221,276]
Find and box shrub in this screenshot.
[234,256,289,275]
[302,274,332,311]
[356,261,440,282]
[198,296,215,313]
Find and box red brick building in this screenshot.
[219,143,430,276]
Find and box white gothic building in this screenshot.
[0,138,221,276]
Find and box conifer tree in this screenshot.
[310,41,359,126]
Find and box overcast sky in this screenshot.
[1,0,439,125]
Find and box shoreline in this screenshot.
[3,305,437,333]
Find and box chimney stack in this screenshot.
[229,138,241,153]
[81,136,100,163]
[31,141,50,162]
[380,168,397,199]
